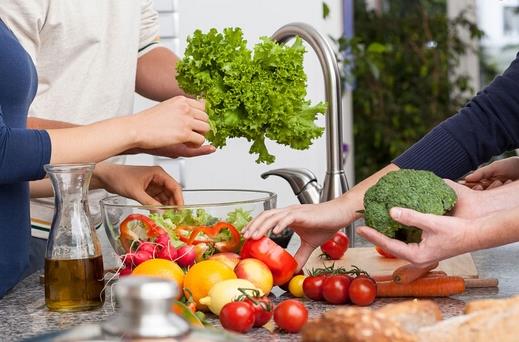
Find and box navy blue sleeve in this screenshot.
[394,53,519,179]
[0,113,51,184]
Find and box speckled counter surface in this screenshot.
[1,242,518,342]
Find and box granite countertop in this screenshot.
[1,241,518,342]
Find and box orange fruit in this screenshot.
[183,260,236,310]
[131,259,185,299]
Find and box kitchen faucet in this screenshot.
[261,22,354,245]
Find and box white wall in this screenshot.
[132,0,350,209]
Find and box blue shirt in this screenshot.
[0,20,51,297]
[395,53,519,179]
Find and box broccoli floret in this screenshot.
[363,169,457,243]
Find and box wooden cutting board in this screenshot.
[305,247,479,279]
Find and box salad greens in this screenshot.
[149,207,252,242]
[177,27,327,164]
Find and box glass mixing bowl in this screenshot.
[100,189,277,255]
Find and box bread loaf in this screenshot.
[464,295,519,314]
[418,303,519,342]
[301,307,417,342]
[377,299,442,333]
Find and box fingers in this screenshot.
[191,118,211,134]
[486,179,503,190]
[132,189,162,206]
[151,172,184,206]
[465,167,494,182]
[356,226,417,261]
[181,144,216,157]
[293,241,315,272]
[190,107,209,122]
[185,97,205,111]
[444,179,470,196]
[389,207,437,232]
[243,209,282,239]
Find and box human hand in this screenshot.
[462,157,519,190]
[128,143,216,159]
[356,207,481,265]
[131,96,210,150]
[243,202,352,270]
[93,163,183,205]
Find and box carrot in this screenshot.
[371,274,393,282]
[372,270,446,283]
[376,276,465,297]
[392,262,439,284]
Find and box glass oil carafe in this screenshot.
[44,163,105,312]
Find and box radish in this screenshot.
[121,253,136,267]
[176,245,196,267]
[157,242,178,261]
[133,250,153,265]
[138,241,159,257]
[119,267,133,277]
[155,233,170,248]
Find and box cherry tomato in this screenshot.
[273,299,308,333]
[375,245,396,259]
[322,275,351,304]
[349,277,377,306]
[279,270,304,292]
[219,301,255,333]
[288,275,306,298]
[302,275,327,301]
[243,296,274,327]
[320,232,349,260]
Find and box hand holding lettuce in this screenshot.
[177,28,327,164]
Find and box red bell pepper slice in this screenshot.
[186,222,241,253]
[240,237,298,285]
[119,214,164,252]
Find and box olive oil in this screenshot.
[45,255,105,312]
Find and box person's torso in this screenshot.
[0,19,38,296]
[30,1,143,124]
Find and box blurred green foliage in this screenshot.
[331,0,485,182]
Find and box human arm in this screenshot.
[243,163,400,268]
[30,163,183,205]
[46,96,209,164]
[394,53,519,180]
[134,0,185,102]
[462,157,519,190]
[136,47,185,102]
[356,205,519,265]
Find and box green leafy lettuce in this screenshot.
[177,27,327,164]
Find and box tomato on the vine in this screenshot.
[243,295,273,327]
[219,301,255,333]
[349,277,377,306]
[322,275,351,304]
[321,232,349,260]
[273,299,308,333]
[302,275,327,301]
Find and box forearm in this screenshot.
[477,180,519,214]
[30,162,111,198]
[136,47,186,101]
[28,117,78,129]
[47,116,138,164]
[333,163,400,225]
[476,207,519,250]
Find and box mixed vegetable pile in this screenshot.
[115,206,465,336]
[176,27,327,164]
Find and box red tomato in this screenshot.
[349,277,377,306]
[219,301,255,333]
[302,275,327,301]
[273,299,308,333]
[320,232,349,260]
[375,245,396,259]
[243,296,273,327]
[240,237,298,285]
[322,275,351,304]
